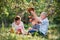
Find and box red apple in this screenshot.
[16,29,22,34]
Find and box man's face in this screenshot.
[40,13,46,19]
[15,20,20,25]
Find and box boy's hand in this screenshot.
[31,21,36,25]
[29,19,32,22]
[28,27,32,30]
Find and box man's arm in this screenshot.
[30,11,38,19]
[30,11,41,23]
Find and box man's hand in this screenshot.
[30,11,38,18]
[27,8,37,18]
[28,8,34,13]
[28,8,41,24]
[30,11,35,14]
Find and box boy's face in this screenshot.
[15,20,20,25]
[40,13,46,19]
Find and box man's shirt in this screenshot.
[38,17,49,35]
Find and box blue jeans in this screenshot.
[28,29,37,33]
[28,24,40,34]
[32,24,40,30]
[28,24,45,36]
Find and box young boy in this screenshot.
[11,16,25,34]
[28,18,40,35]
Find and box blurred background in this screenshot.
[0,0,60,40]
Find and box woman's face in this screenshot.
[15,20,20,25]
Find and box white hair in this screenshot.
[41,12,47,16]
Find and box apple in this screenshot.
[16,29,22,34]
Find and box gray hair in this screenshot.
[41,12,47,16]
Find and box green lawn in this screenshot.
[0,24,60,40]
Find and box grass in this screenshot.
[0,24,60,40]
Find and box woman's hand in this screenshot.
[9,28,14,33]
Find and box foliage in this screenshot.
[0,0,60,40]
[0,0,57,27]
[0,24,60,40]
[53,0,60,24]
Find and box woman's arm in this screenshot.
[21,22,26,34]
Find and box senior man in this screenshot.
[28,11,49,36]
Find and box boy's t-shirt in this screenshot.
[12,21,25,33]
[32,24,40,30]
